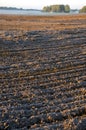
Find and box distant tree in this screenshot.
[51,5,60,12]
[64,5,70,12]
[43,6,47,12]
[60,5,65,12]
[43,6,51,12]
[79,6,86,13]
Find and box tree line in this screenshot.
[43,5,86,13]
[0,7,23,10]
[43,5,70,13]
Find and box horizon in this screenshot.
[0,0,86,10]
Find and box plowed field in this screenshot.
[0,14,86,130]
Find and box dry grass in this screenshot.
[0,14,86,31]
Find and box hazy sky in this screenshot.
[0,0,86,9]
